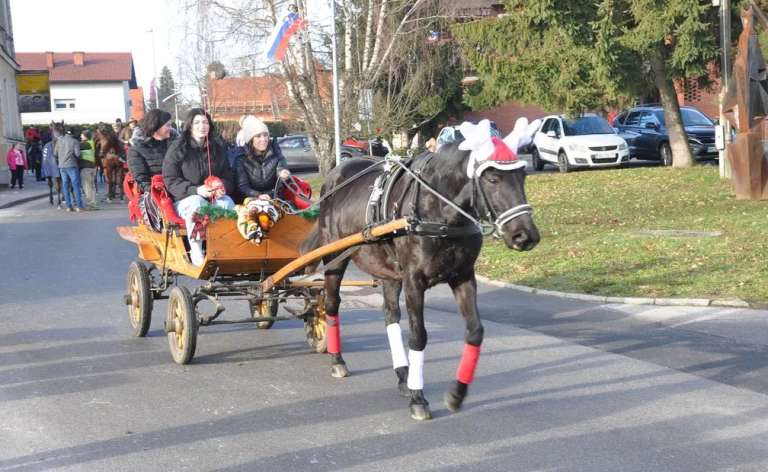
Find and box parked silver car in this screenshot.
[277,134,367,170]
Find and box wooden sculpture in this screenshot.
[723,4,768,199]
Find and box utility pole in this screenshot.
[330,0,341,166]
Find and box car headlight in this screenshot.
[568,143,587,153]
[618,142,627,151]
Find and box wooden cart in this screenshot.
[117,214,408,364]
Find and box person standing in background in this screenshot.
[79,129,100,210]
[54,128,84,212]
[6,142,27,189]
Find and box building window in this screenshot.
[54,99,76,110]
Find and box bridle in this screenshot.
[471,168,533,237]
[385,155,534,238]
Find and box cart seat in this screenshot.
[123,173,185,230]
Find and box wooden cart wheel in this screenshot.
[126,261,153,337]
[304,292,327,353]
[166,286,198,365]
[249,299,278,329]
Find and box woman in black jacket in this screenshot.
[127,109,173,192]
[235,115,290,200]
[162,108,235,266]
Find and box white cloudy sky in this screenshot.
[10,0,332,102]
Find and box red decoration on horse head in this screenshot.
[489,136,518,163]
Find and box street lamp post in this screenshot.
[717,0,732,178]
[162,91,182,128]
[148,28,159,109]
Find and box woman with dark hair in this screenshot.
[127,109,173,192]
[162,108,235,266]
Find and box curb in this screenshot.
[0,192,49,210]
[476,275,753,309]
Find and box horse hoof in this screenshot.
[444,391,464,412]
[398,381,410,397]
[331,363,350,378]
[409,403,432,421]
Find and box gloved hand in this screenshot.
[279,169,291,180]
[196,185,212,198]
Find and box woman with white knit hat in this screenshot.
[234,115,290,200]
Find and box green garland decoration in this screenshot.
[299,205,320,220]
[194,204,237,221]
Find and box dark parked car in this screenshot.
[612,105,718,166]
[277,134,366,170]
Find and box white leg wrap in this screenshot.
[407,349,425,390]
[386,323,409,369]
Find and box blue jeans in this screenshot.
[60,166,84,209]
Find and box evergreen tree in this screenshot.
[158,66,176,114]
[453,0,720,168]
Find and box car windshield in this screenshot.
[562,116,615,136]
[653,109,713,127]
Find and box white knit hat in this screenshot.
[236,115,269,146]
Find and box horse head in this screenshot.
[477,165,540,251]
[457,119,540,251]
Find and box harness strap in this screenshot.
[409,221,480,239]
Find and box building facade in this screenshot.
[207,75,301,123]
[0,0,24,186]
[16,51,140,125]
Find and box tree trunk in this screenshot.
[649,48,693,168]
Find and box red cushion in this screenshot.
[150,174,185,226]
[280,176,312,210]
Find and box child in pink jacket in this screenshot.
[7,143,28,189]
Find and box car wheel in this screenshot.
[340,152,351,162]
[557,151,571,173]
[659,143,672,166]
[532,148,545,171]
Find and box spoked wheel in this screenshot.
[304,292,327,353]
[165,286,198,365]
[557,151,571,173]
[126,261,153,337]
[249,298,278,329]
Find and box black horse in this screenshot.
[302,141,540,420]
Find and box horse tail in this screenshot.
[300,222,321,256]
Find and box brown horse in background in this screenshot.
[95,123,126,201]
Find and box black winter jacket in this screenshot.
[162,137,235,201]
[235,141,289,198]
[127,138,169,192]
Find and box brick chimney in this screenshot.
[45,51,54,69]
[73,51,85,67]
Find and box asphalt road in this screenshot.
[1,196,767,471]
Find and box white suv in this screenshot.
[532,114,629,172]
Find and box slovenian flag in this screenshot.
[265,12,305,63]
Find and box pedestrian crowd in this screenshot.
[15,110,292,265]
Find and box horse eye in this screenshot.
[484,174,500,184]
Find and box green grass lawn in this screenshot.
[307,166,768,302]
[479,165,768,302]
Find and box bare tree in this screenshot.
[199,0,462,175]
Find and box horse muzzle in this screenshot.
[501,217,540,251]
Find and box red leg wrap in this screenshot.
[456,343,481,384]
[326,314,341,354]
